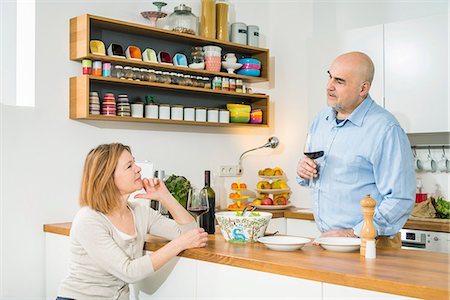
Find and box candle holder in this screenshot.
[141,2,168,27]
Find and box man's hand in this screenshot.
[313,229,358,245]
[296,156,318,180]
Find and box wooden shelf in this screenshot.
[69,14,271,129]
[70,76,270,127]
[70,14,270,82]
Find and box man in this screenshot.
[296,52,415,248]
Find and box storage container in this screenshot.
[207,108,219,122]
[159,104,171,119]
[169,4,198,35]
[171,105,184,120]
[247,25,259,47]
[230,22,247,45]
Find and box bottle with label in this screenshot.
[200,170,216,234]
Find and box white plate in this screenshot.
[258,175,285,180]
[254,202,292,210]
[258,236,311,251]
[255,188,290,194]
[315,237,361,252]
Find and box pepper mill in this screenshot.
[360,194,376,256]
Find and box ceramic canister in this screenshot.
[219,109,229,123]
[159,104,171,120]
[195,107,207,122]
[130,103,144,118]
[92,61,102,76]
[247,25,259,47]
[184,107,195,121]
[171,105,183,120]
[230,22,247,45]
[102,62,112,77]
[82,59,92,75]
[207,108,219,122]
[145,104,158,119]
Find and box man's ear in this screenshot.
[360,81,371,97]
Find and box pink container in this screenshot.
[205,56,221,62]
[205,61,221,71]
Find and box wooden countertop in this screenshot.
[44,222,449,299]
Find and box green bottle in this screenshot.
[200,170,215,234]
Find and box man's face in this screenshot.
[326,58,366,115]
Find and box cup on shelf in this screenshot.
[422,148,437,172]
[413,148,423,172]
[437,148,450,172]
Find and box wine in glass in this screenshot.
[187,187,209,226]
[303,133,324,189]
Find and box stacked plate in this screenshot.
[116,94,131,117]
[89,92,100,115]
[101,93,116,116]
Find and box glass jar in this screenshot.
[148,70,157,82]
[190,46,204,64]
[235,79,243,92]
[169,4,198,35]
[161,72,172,84]
[124,66,134,80]
[216,0,229,41]
[212,76,221,90]
[154,71,164,83]
[221,77,230,91]
[111,65,124,79]
[183,74,193,86]
[132,67,141,80]
[203,77,211,89]
[195,76,204,88]
[141,69,150,81]
[170,72,181,85]
[190,75,199,87]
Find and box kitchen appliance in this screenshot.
[400,229,449,253]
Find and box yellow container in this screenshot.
[216,0,229,41]
[201,0,216,38]
[226,103,251,113]
[230,111,250,123]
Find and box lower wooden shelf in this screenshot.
[70,76,270,127]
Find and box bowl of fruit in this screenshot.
[215,211,272,243]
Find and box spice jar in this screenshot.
[169,4,198,35]
[183,74,193,86]
[141,69,149,81]
[212,76,222,90]
[235,79,243,92]
[102,62,111,77]
[203,77,211,89]
[161,72,172,84]
[82,59,92,75]
[191,46,204,64]
[148,70,157,82]
[124,66,134,80]
[229,78,236,92]
[111,65,124,79]
[92,61,102,76]
[221,77,230,91]
[195,76,204,88]
[154,70,163,83]
[132,67,141,80]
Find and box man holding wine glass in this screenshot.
[296,52,415,248]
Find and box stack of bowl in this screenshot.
[237,58,261,77]
[227,103,251,123]
[203,45,222,72]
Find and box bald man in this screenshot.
[296,52,415,248]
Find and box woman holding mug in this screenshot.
[57,143,207,300]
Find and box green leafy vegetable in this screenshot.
[431,196,450,219]
[164,174,192,208]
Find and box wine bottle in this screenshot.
[200,170,216,234]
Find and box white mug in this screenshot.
[437,152,450,172]
[413,149,423,172]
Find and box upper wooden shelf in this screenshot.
[70,14,270,82]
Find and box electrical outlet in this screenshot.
[219,165,242,177]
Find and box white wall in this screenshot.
[0,0,447,298]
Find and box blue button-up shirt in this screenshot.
[297,96,415,236]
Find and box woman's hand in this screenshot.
[176,228,208,251]
[135,178,171,204]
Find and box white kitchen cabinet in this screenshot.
[307,24,384,121]
[45,233,71,299]
[266,217,287,234]
[196,260,322,299]
[384,13,449,133]
[323,283,416,300]
[286,219,321,239]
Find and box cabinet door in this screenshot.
[45,234,70,299]
[286,219,321,239]
[385,13,449,133]
[323,283,416,299]
[307,25,384,121]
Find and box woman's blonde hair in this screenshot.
[79,143,131,214]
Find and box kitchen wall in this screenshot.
[0,0,447,298]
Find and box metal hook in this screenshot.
[428,146,432,157]
[413,147,418,157]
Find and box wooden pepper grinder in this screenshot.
[360,194,376,256]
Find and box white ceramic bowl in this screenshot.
[203,45,222,52]
[258,236,310,251]
[188,62,205,69]
[315,237,361,252]
[215,211,272,243]
[221,61,243,74]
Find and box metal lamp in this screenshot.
[238,136,280,175]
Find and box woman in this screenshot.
[57,143,208,300]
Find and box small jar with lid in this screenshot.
[195,107,207,122]
[191,46,204,63]
[154,71,164,83]
[212,76,222,90]
[183,74,193,86]
[161,72,172,84]
[148,70,157,82]
[203,77,211,89]
[184,106,195,121]
[141,69,150,81]
[124,66,134,80]
[169,4,198,35]
[132,67,141,80]
[194,76,204,88]
[111,65,125,79]
[221,77,230,91]
[235,79,243,93]
[229,78,236,92]
[190,76,199,87]
[219,109,230,123]
[170,72,181,85]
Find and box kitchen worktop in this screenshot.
[44,222,449,299]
